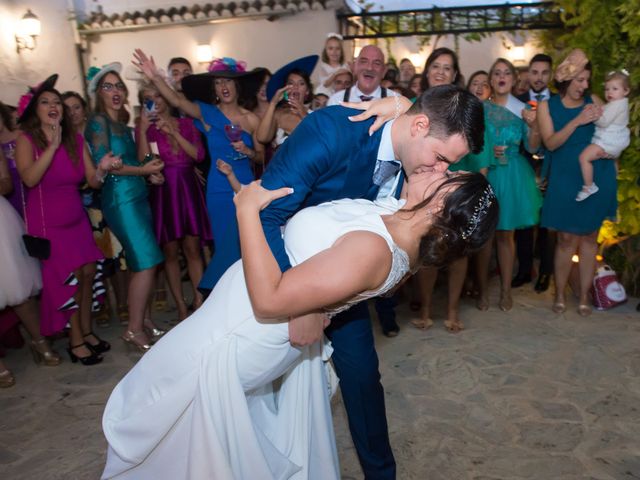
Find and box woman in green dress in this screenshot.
[538,49,616,316]
[481,58,543,311]
[85,63,165,351]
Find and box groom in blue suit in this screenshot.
[203,85,484,478]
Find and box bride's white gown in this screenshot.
[102,197,409,480]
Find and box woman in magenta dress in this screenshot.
[15,75,120,366]
[136,82,212,320]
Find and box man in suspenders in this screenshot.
[327,46,402,339]
[328,45,399,106]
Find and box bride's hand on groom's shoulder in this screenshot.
[342,96,412,136]
[233,180,294,213]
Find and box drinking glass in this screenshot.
[224,124,246,160]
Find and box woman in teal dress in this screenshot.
[538,49,616,316]
[85,63,165,351]
[482,58,542,311]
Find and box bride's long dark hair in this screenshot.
[407,172,499,268]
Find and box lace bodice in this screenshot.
[283,197,410,319]
[324,242,409,319]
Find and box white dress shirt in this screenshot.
[327,84,399,107]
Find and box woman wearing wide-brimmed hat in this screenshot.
[84,63,166,352]
[256,55,317,149]
[133,50,265,284]
[15,74,120,366]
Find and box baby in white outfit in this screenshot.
[576,70,631,201]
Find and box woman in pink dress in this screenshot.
[136,82,212,321]
[15,75,120,365]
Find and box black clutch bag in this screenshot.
[20,165,50,260]
[22,234,51,260]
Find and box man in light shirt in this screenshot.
[327,45,399,105]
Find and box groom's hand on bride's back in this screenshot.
[288,313,329,347]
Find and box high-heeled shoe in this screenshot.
[83,331,111,354]
[476,296,489,311]
[499,291,513,312]
[578,304,593,317]
[0,369,15,388]
[67,343,103,366]
[121,330,151,353]
[117,304,130,326]
[153,289,169,312]
[143,319,166,343]
[29,338,62,366]
[552,301,567,314]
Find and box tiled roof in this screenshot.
[80,1,339,34]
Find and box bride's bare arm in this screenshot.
[235,182,391,320]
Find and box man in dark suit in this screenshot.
[204,85,484,479]
[513,53,556,293]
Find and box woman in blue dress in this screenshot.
[481,58,543,311]
[537,49,616,316]
[85,63,165,351]
[132,50,265,288]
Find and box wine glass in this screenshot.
[224,124,246,161]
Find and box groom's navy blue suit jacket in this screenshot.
[202,106,385,287]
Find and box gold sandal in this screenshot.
[153,289,168,312]
[0,369,15,388]
[117,304,130,326]
[29,338,62,366]
[121,330,151,353]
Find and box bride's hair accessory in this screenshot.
[461,184,496,240]
[326,32,343,41]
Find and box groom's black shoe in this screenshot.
[381,317,400,338]
[375,295,399,338]
[534,274,551,293]
[511,274,531,288]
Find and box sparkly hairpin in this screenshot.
[461,185,496,240]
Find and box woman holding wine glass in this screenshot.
[132,50,265,254]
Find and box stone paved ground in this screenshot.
[1,282,639,480]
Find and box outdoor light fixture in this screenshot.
[196,44,213,63]
[15,9,41,53]
[510,45,526,65]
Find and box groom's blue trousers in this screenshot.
[325,301,396,479]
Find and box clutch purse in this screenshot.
[20,154,50,260]
[22,234,51,260]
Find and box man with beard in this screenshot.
[512,53,555,293]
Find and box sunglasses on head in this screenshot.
[101,82,126,92]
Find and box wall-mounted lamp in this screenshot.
[510,45,526,65]
[196,44,213,64]
[16,9,41,53]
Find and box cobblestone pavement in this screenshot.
[1,283,639,480]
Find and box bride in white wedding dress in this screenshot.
[101,171,497,480]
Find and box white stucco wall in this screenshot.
[1,0,542,108]
[0,0,84,105]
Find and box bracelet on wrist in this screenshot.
[95,169,106,183]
